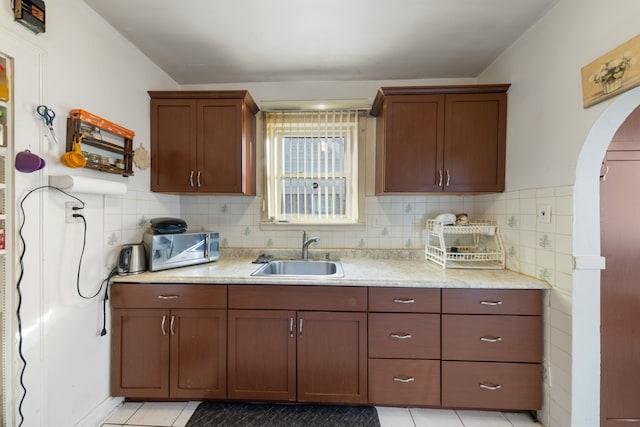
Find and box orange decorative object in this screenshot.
[69,109,135,139]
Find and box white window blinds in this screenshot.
[265,110,360,224]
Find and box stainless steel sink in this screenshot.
[251,260,344,278]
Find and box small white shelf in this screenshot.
[425,219,505,269]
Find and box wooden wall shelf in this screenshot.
[65,109,135,177]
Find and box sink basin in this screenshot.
[251,260,345,278]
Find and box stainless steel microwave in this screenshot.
[143,230,219,272]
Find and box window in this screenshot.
[265,110,360,224]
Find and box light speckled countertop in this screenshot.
[113,251,549,289]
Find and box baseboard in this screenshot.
[74,396,124,427]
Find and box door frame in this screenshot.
[573,86,640,427]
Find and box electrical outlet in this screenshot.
[66,202,84,223]
[537,204,552,224]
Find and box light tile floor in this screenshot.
[101,402,543,427]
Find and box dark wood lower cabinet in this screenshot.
[170,309,227,399]
[442,361,541,410]
[297,311,367,404]
[111,284,542,411]
[111,308,227,399]
[227,310,297,401]
[368,359,440,406]
[111,308,170,398]
[227,309,367,404]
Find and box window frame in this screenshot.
[264,110,362,225]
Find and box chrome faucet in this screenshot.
[301,231,320,260]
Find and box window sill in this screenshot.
[259,221,367,232]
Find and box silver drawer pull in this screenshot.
[170,315,175,335]
[161,315,167,335]
[158,295,179,300]
[479,382,502,391]
[480,300,503,306]
[480,336,503,343]
[393,298,415,304]
[393,376,415,383]
[390,333,413,339]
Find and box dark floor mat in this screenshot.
[185,402,381,427]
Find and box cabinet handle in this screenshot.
[393,298,415,304]
[438,170,443,187]
[299,318,303,336]
[480,336,503,343]
[197,171,202,188]
[158,295,179,300]
[445,169,451,186]
[390,333,412,339]
[480,300,503,306]
[289,317,294,337]
[393,376,415,383]
[161,315,167,335]
[479,382,502,391]
[189,170,194,187]
[170,315,175,335]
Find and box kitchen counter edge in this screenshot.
[112,257,549,290]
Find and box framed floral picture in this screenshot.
[582,34,640,108]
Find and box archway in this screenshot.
[572,86,640,427]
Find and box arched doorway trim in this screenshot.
[572,86,640,427]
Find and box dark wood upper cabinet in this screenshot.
[149,91,259,195]
[371,85,509,194]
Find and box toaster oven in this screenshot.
[143,230,219,272]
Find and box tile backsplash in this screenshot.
[181,194,478,250]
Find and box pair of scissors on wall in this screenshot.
[36,105,59,144]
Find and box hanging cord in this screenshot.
[100,265,118,336]
[16,185,91,426]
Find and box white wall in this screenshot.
[478,0,640,426]
[0,1,179,425]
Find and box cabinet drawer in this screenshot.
[228,285,366,311]
[442,315,541,363]
[111,284,227,309]
[442,361,541,410]
[442,289,542,315]
[368,313,440,359]
[369,288,440,312]
[368,359,440,406]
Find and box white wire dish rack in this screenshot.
[425,219,505,269]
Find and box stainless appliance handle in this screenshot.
[204,234,210,259]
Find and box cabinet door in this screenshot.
[443,93,506,192]
[111,308,170,398]
[150,99,198,192]
[297,311,367,404]
[198,99,246,193]
[377,95,444,193]
[227,310,297,401]
[170,309,227,399]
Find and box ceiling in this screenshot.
[83,0,558,85]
